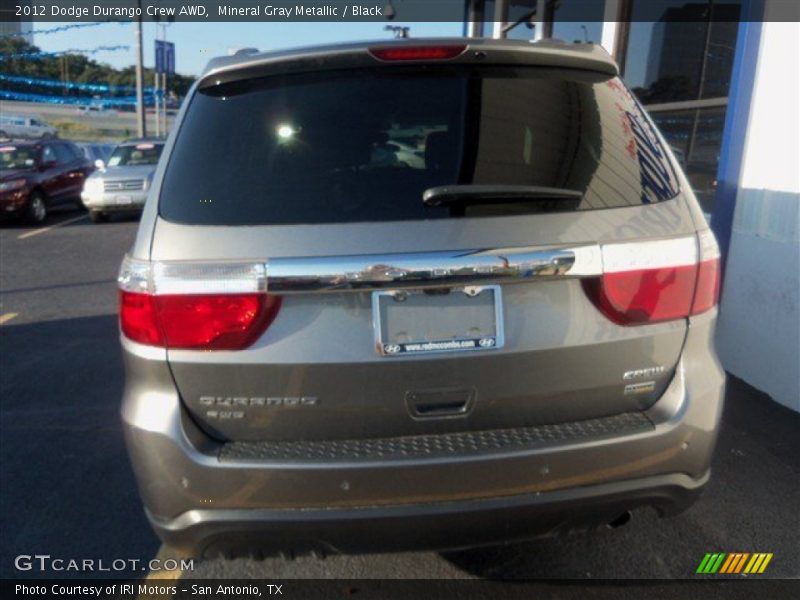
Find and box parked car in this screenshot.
[76,104,109,117]
[0,114,58,139]
[1,139,93,223]
[81,139,164,223]
[118,39,724,559]
[76,142,114,165]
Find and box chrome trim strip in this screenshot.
[267,245,602,293]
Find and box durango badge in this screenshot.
[199,396,319,408]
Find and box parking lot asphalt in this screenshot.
[0,210,798,589]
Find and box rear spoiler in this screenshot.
[198,38,618,89]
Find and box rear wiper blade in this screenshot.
[423,185,582,207]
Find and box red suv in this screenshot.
[0,139,93,223]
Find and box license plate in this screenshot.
[373,286,504,356]
[115,195,133,205]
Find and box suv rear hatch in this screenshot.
[123,41,718,442]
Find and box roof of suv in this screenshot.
[0,139,51,147]
[199,38,618,87]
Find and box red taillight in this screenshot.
[584,265,698,325]
[368,45,467,61]
[119,291,281,350]
[583,232,721,325]
[120,291,163,346]
[691,257,721,315]
[118,258,282,350]
[156,294,281,350]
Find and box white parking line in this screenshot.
[17,214,88,240]
[0,313,18,325]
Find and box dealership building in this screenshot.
[458,0,798,410]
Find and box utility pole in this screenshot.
[162,70,168,135]
[384,25,410,38]
[154,48,160,137]
[134,0,147,138]
[160,22,169,137]
[466,0,485,37]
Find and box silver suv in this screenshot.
[119,39,725,558]
[82,139,164,223]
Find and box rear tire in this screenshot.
[25,193,47,224]
[89,210,109,223]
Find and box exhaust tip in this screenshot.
[607,511,632,529]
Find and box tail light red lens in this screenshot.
[692,257,721,315]
[584,265,698,325]
[691,230,722,316]
[154,293,281,350]
[368,45,467,61]
[118,258,281,350]
[584,231,721,325]
[120,291,163,346]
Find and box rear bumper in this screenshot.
[122,312,725,557]
[82,192,146,211]
[0,189,30,216]
[149,471,708,557]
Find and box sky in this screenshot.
[31,21,464,76]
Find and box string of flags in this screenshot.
[0,73,162,95]
[0,22,113,41]
[0,46,131,62]
[0,89,157,108]
[1,21,167,108]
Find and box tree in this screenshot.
[0,37,195,99]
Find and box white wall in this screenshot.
[600,0,620,56]
[716,19,800,411]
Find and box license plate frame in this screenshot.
[372,285,504,357]
[115,195,133,205]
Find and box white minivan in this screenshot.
[0,114,58,139]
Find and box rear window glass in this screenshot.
[108,144,164,167]
[160,67,679,226]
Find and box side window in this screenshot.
[65,143,83,161]
[53,144,74,165]
[41,145,57,165]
